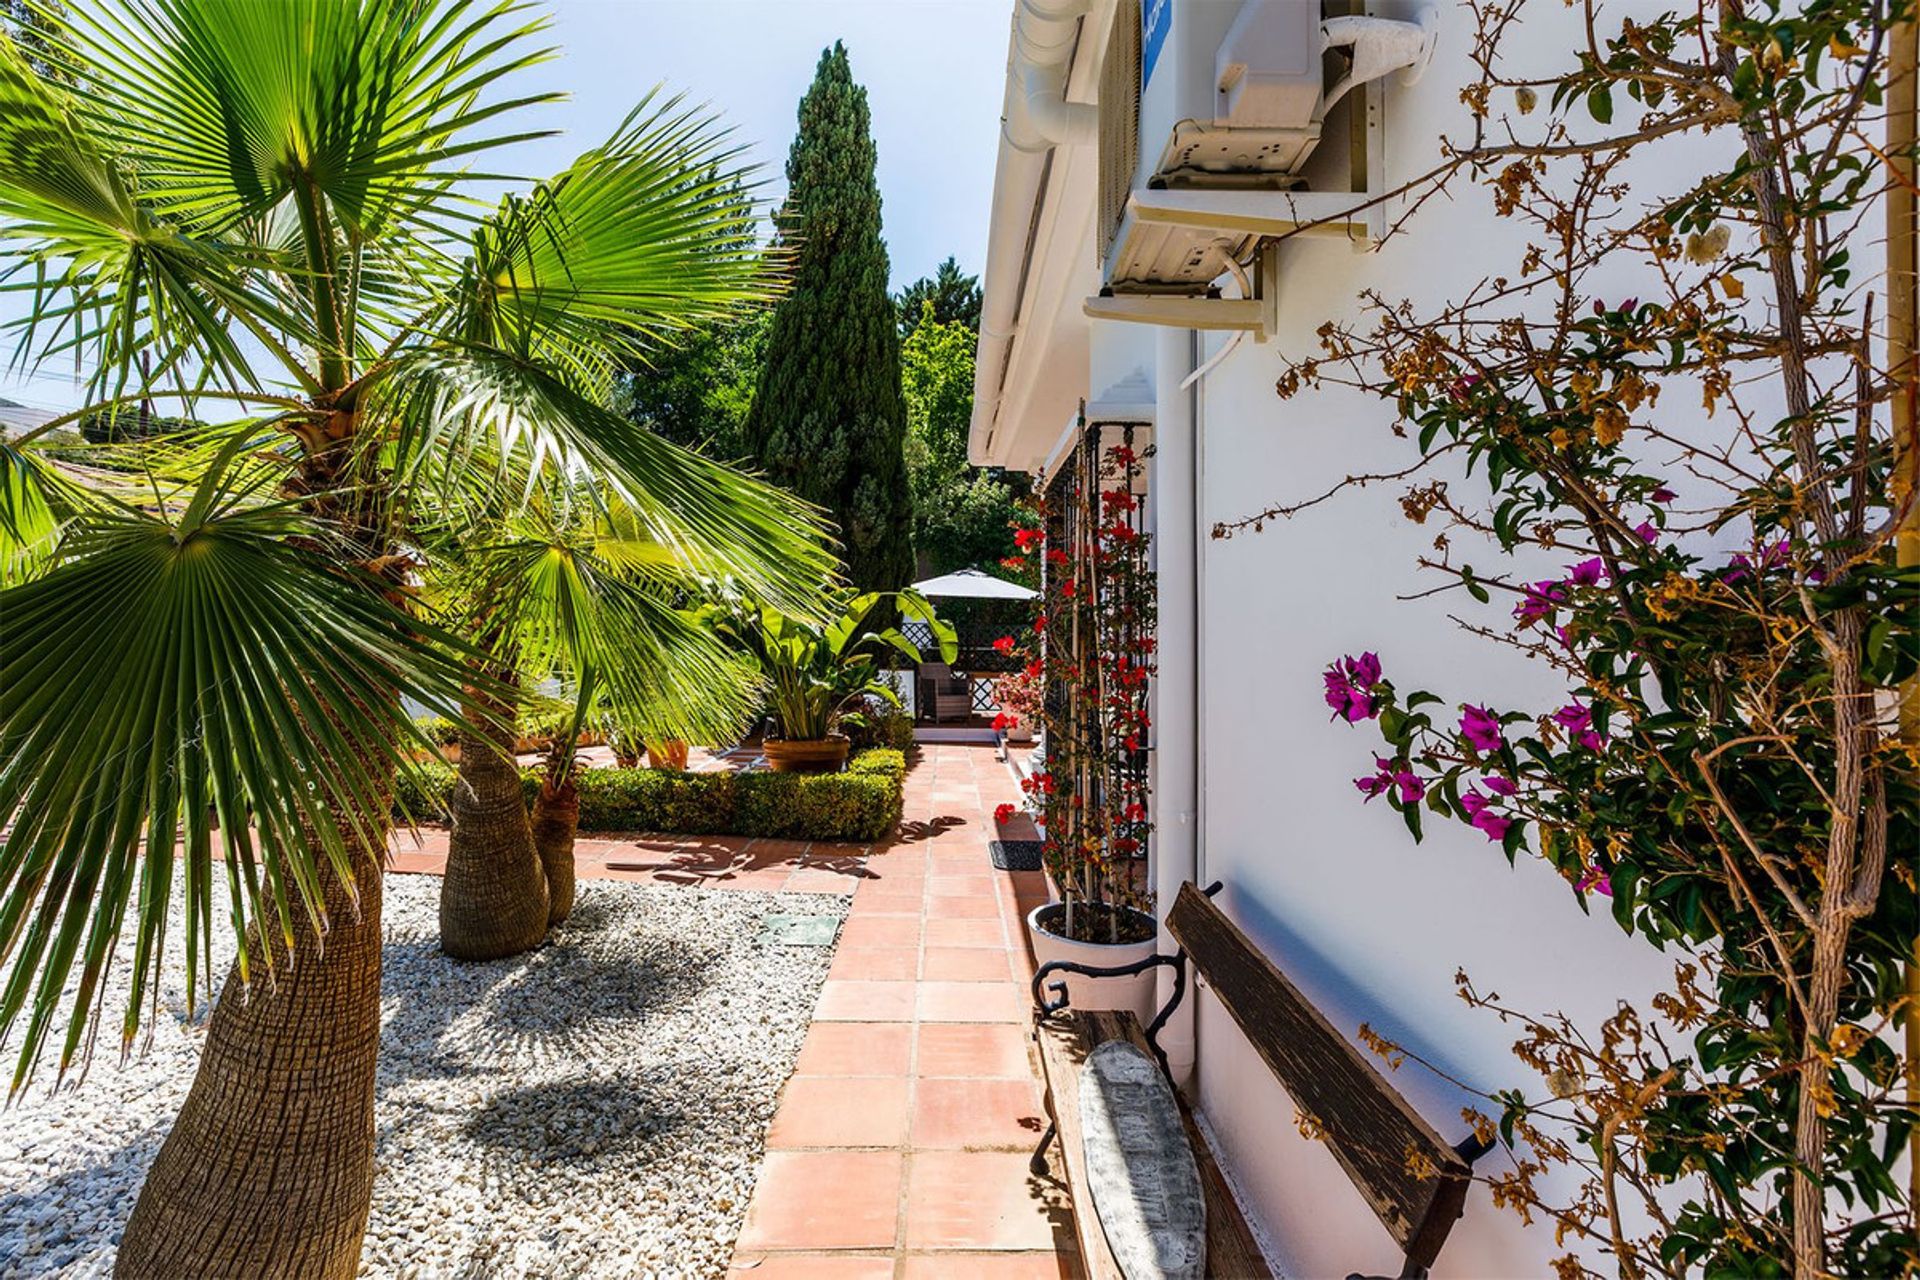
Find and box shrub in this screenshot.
[390,749,905,843]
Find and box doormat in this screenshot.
[990,840,1045,871]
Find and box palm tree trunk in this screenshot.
[439,699,549,960]
[532,767,579,926]
[118,846,385,1279]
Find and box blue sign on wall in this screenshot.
[1141,0,1170,89]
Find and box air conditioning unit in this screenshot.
[1093,0,1435,313]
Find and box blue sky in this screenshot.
[0,0,1009,413]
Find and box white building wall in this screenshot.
[1132,3,1683,1276]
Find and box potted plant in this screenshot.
[705,590,955,772]
[1001,436,1159,1022]
[991,665,1041,744]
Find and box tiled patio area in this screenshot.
[728,743,1072,1279]
[386,743,1076,1277]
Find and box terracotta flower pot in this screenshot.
[762,733,851,773]
[645,739,690,771]
[1026,902,1160,1026]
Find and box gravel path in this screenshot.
[0,875,845,1279]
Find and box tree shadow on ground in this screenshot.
[891,815,967,844]
[458,1072,690,1162]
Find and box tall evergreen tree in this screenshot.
[896,256,982,337]
[744,41,913,590]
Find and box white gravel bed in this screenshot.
[0,875,845,1279]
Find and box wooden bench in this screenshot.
[1029,882,1493,1280]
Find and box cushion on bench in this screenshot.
[1080,1040,1206,1280]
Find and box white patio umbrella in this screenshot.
[909,567,1039,600]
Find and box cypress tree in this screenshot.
[745,41,914,591]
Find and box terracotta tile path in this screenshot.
[386,743,1078,1279]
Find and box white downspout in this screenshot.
[970,0,1100,466]
[1152,324,1201,1089]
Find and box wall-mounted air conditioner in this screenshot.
[1093,0,1435,315]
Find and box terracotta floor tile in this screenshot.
[768,1075,910,1148]
[794,1021,914,1077]
[785,867,868,894]
[924,917,1006,949]
[902,1151,1073,1251]
[911,1077,1045,1150]
[917,981,1027,1024]
[921,946,1015,983]
[828,946,919,982]
[839,913,923,950]
[815,980,918,1022]
[926,892,1003,920]
[929,874,997,897]
[731,1256,895,1280]
[915,1024,1033,1080]
[900,1253,1081,1279]
[737,1151,903,1251]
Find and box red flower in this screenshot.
[1014,527,1044,550]
[994,803,1018,825]
[1024,658,1044,679]
[992,635,1016,655]
[1124,802,1147,821]
[1046,548,1070,566]
[1033,615,1047,633]
[992,712,1017,732]
[1000,556,1026,570]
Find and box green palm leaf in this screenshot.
[374,344,838,615]
[0,462,476,1090]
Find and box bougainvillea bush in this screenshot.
[1219,1,1920,1274]
[1001,430,1156,943]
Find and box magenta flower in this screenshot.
[1356,757,1423,805]
[1459,787,1512,842]
[1460,705,1504,755]
[1514,580,1567,624]
[1481,775,1517,796]
[1651,486,1676,505]
[1633,521,1660,544]
[1323,653,1384,723]
[1567,558,1606,587]
[1553,702,1606,751]
[1577,867,1613,897]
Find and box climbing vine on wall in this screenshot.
[1218,1,1920,1274]
[1001,418,1155,943]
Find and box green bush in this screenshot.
[843,702,917,754]
[390,749,905,842]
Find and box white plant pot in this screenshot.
[1025,902,1160,1026]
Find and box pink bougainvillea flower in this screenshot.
[1514,580,1567,623]
[1481,775,1517,796]
[1567,558,1606,586]
[1553,702,1606,751]
[1458,787,1511,841]
[1323,652,1384,723]
[992,635,1016,655]
[1460,705,1504,755]
[994,803,1017,826]
[1633,521,1660,544]
[1651,486,1676,505]
[1356,757,1423,805]
[1577,867,1613,896]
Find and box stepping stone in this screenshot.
[758,913,841,947]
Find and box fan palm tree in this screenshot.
[432,500,763,955]
[0,3,833,1275]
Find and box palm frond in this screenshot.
[453,90,774,396]
[371,344,838,616]
[0,458,476,1091]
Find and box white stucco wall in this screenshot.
[1138,3,1688,1276]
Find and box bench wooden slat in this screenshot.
[1035,1009,1272,1280]
[1165,883,1472,1272]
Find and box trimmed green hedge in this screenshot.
[392,748,907,843]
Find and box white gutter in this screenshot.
[970,0,1099,468]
